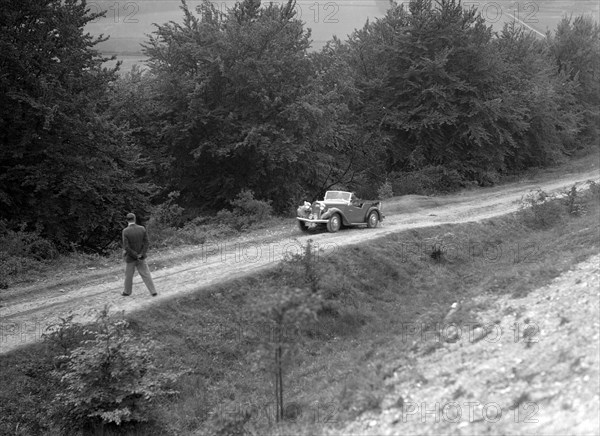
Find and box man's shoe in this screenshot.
[121,293,131,296]
[151,293,158,297]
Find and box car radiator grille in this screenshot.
[311,205,321,219]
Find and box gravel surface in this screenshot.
[327,254,600,435]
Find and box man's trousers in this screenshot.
[123,259,157,295]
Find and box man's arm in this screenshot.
[140,228,149,259]
[123,230,139,259]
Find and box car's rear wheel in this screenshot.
[327,214,341,233]
[367,211,379,228]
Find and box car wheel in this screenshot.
[327,214,341,233]
[367,211,379,228]
[298,220,310,233]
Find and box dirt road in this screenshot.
[1,168,598,354]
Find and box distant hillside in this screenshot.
[89,0,599,56]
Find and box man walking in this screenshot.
[122,213,158,297]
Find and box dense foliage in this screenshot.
[140,0,355,213]
[343,0,588,185]
[0,0,153,251]
[1,0,598,251]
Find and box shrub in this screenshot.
[150,191,186,228]
[377,179,394,199]
[0,225,58,260]
[148,190,272,247]
[390,166,465,195]
[217,190,273,231]
[518,189,564,229]
[0,252,41,287]
[0,225,58,287]
[474,169,500,187]
[587,180,600,200]
[563,185,585,216]
[51,308,179,432]
[43,315,92,369]
[150,221,210,248]
[230,189,273,219]
[284,239,321,294]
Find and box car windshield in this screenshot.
[324,191,351,202]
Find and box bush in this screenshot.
[0,226,56,288]
[390,166,465,195]
[0,252,40,288]
[51,307,179,432]
[217,189,273,231]
[148,190,273,247]
[148,192,237,247]
[43,315,94,369]
[377,179,394,199]
[518,189,564,229]
[474,169,500,187]
[0,225,58,260]
[563,185,585,216]
[150,191,186,228]
[587,180,600,200]
[231,189,273,219]
[149,221,210,248]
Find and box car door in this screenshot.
[346,194,367,223]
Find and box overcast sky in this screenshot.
[87,0,599,53]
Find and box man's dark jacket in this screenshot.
[122,224,149,263]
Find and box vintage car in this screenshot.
[296,191,384,233]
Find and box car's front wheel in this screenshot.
[327,214,341,233]
[367,210,379,228]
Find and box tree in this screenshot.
[549,15,600,145]
[106,66,174,187]
[143,0,349,213]
[379,0,521,179]
[495,22,580,168]
[341,0,588,186]
[0,0,153,250]
[298,39,368,198]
